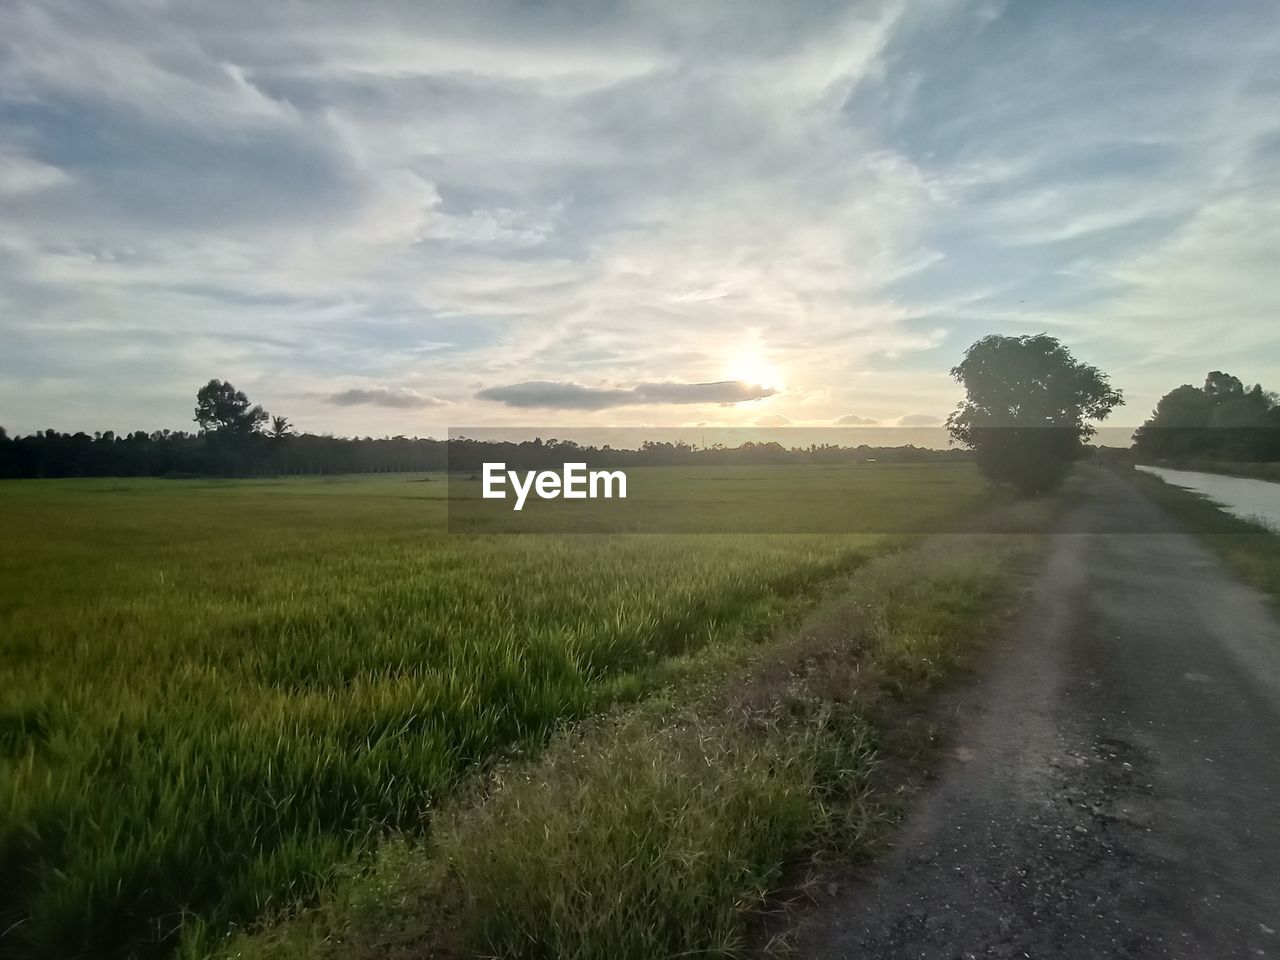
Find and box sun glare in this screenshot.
[724,348,784,391]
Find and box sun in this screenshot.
[724,347,785,391]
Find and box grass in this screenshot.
[0,465,997,959]
[215,504,1053,960]
[444,462,991,533]
[1127,468,1280,600]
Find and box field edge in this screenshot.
[210,497,1058,960]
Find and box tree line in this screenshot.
[5,357,1275,484]
[940,339,1280,492]
[0,379,966,479]
[1132,371,1280,462]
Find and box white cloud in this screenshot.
[0,0,1276,433]
[0,148,70,196]
[898,413,941,426]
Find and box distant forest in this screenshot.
[0,428,977,479]
[6,371,1278,480]
[0,379,965,479]
[1133,371,1280,462]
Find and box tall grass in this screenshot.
[0,467,990,958]
[217,517,1048,960]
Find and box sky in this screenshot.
[1,0,1278,437]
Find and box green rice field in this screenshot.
[0,464,991,958]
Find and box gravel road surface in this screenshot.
[797,468,1280,959]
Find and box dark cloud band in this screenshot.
[475,379,776,410]
[327,387,447,409]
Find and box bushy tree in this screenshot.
[1203,371,1244,402]
[194,380,268,437]
[947,334,1123,494]
[1133,371,1280,461]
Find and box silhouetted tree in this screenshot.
[194,380,268,437]
[947,334,1123,494]
[193,380,269,475]
[1202,371,1244,402]
[270,416,293,440]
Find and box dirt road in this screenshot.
[797,468,1280,959]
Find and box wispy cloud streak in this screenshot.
[0,0,1275,432]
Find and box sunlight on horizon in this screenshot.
[724,344,786,393]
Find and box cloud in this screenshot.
[0,0,948,433]
[897,413,941,426]
[755,414,792,426]
[326,386,447,409]
[473,381,632,411]
[836,414,879,425]
[635,381,777,405]
[0,148,71,196]
[0,1,1276,432]
[475,379,776,410]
